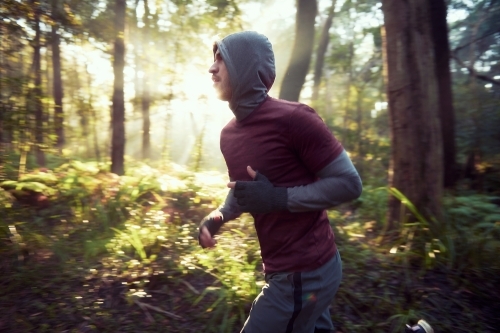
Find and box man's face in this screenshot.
[209,49,232,101]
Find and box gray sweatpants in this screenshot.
[241,250,342,333]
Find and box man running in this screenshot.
[198,31,362,333]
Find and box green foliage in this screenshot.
[355,185,388,227]
[1,160,498,332]
[0,187,14,208]
[441,194,500,274]
[356,186,500,279]
[186,217,263,333]
[1,179,56,196]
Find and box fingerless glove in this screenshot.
[198,211,224,247]
[233,172,288,214]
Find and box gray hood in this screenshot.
[214,31,276,121]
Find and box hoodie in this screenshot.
[214,31,276,121]
[213,31,362,273]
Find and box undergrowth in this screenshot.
[0,160,498,332]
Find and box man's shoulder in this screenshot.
[264,96,306,110]
[262,97,318,121]
[265,97,322,121]
[221,117,236,132]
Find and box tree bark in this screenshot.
[429,0,456,188]
[355,86,364,176]
[33,0,45,167]
[279,0,317,102]
[141,0,151,160]
[85,63,101,161]
[342,41,354,146]
[381,0,443,231]
[74,57,91,157]
[111,0,126,175]
[312,0,336,101]
[51,24,65,151]
[381,25,388,87]
[0,20,3,151]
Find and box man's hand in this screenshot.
[198,212,224,248]
[199,226,217,248]
[227,166,288,214]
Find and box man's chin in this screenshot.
[214,92,223,101]
[214,91,230,102]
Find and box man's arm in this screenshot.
[218,188,243,221]
[287,149,362,212]
[229,150,362,214]
[198,188,242,248]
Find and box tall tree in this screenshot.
[381,0,443,231]
[312,0,336,101]
[279,0,317,102]
[32,0,46,167]
[429,0,456,188]
[51,0,65,151]
[111,0,126,175]
[141,0,151,160]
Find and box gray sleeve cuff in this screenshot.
[218,188,243,221]
[287,150,362,212]
[274,186,289,211]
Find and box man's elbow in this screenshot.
[349,175,363,201]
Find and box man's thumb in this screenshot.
[247,166,257,179]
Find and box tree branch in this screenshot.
[452,29,500,54]
[452,54,500,86]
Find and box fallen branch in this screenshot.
[181,280,200,295]
[134,299,155,323]
[134,299,183,320]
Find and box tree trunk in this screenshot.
[85,62,101,161]
[381,0,443,232]
[33,0,45,167]
[355,86,364,176]
[51,24,65,151]
[0,33,4,157]
[50,0,65,151]
[0,103,3,174]
[141,0,151,160]
[381,25,388,87]
[312,0,336,101]
[279,0,317,102]
[111,0,126,175]
[429,0,456,188]
[342,41,354,146]
[71,55,89,156]
[0,62,3,153]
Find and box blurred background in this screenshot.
[0,0,499,332]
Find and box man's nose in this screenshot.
[208,62,217,73]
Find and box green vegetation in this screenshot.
[1,160,498,332]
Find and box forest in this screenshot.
[0,0,499,332]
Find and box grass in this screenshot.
[0,160,499,332]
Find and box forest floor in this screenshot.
[0,163,498,333]
[1,216,497,333]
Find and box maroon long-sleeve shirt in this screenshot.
[220,96,343,273]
